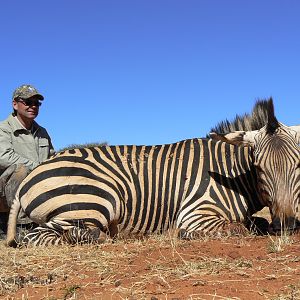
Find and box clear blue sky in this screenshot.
[1,1,299,150]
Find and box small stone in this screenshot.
[192,280,206,286]
[114,280,122,287]
[228,250,241,259]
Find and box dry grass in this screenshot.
[1,213,300,299]
[0,241,136,296]
[254,207,297,253]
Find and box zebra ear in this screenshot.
[210,131,247,146]
[210,130,258,146]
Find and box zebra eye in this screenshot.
[255,165,264,173]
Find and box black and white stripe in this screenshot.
[7,138,262,246]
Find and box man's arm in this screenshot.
[48,135,55,157]
[0,129,39,171]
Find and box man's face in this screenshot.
[13,96,42,120]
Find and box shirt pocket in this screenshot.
[38,138,50,161]
[39,138,50,148]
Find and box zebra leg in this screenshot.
[176,212,252,239]
[60,219,109,244]
[244,216,270,235]
[177,221,250,239]
[176,212,227,239]
[62,226,107,245]
[6,197,22,247]
[21,224,63,246]
[21,219,108,246]
[20,219,71,246]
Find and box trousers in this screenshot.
[0,164,31,226]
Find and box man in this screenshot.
[0,84,54,232]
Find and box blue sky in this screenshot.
[1,1,299,150]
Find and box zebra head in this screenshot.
[210,100,300,232]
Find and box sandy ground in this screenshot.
[0,209,299,300]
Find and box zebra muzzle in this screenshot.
[269,217,300,233]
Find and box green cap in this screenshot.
[13,84,44,101]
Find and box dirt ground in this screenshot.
[0,210,300,300]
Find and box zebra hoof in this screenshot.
[246,217,270,235]
[6,238,18,248]
[177,229,189,240]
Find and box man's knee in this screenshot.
[3,164,30,208]
[7,164,30,187]
[13,164,30,181]
[0,165,19,211]
[0,165,18,194]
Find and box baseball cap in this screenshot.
[12,84,44,101]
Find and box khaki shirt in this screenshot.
[0,114,54,174]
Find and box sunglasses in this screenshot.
[17,98,42,107]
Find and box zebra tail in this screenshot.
[6,198,21,247]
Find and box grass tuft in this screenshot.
[267,230,294,253]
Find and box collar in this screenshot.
[8,114,40,134]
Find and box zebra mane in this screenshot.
[58,141,107,152]
[265,98,279,134]
[208,98,273,135]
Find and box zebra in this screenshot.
[6,98,300,246]
[210,99,300,232]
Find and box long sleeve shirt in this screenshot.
[0,114,54,174]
